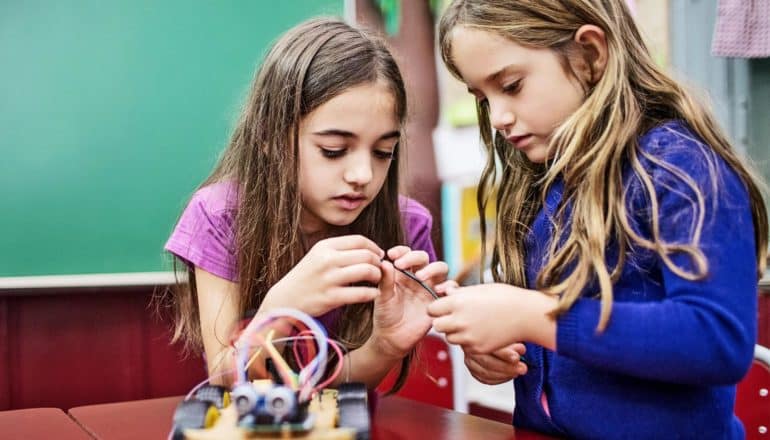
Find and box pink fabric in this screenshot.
[712,0,770,58]
[540,390,551,418]
[165,181,436,282]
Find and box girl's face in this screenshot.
[297,81,399,235]
[450,26,585,163]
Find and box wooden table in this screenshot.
[0,407,92,439]
[68,395,557,439]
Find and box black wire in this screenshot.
[381,256,530,368]
[381,256,440,300]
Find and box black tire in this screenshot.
[193,384,229,408]
[337,382,370,440]
[171,399,218,440]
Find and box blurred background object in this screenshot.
[354,0,444,258]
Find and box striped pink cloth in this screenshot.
[712,0,770,57]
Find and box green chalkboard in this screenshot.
[0,1,343,277]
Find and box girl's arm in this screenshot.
[554,133,758,386]
[431,129,758,386]
[193,267,241,386]
[195,267,293,387]
[329,339,403,389]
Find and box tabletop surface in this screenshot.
[0,407,92,440]
[67,394,557,440]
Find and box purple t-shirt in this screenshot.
[164,181,436,330]
[165,181,436,278]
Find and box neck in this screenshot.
[300,222,352,251]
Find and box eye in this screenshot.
[502,79,522,94]
[373,149,395,160]
[320,147,345,159]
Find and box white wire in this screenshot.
[235,308,329,389]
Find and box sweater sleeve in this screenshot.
[556,124,758,386]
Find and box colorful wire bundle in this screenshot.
[234,308,344,401]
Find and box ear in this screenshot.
[573,24,608,85]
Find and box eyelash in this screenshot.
[319,147,395,160]
[474,80,522,105]
[502,79,522,94]
[374,150,395,160]
[320,148,345,158]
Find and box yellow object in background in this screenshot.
[442,181,496,282]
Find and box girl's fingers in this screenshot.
[327,235,384,256]
[433,280,459,296]
[430,315,461,335]
[378,260,396,302]
[327,286,380,305]
[464,355,516,384]
[386,246,411,261]
[492,345,520,362]
[444,332,469,347]
[426,296,455,317]
[414,261,448,281]
[472,350,519,373]
[391,249,429,270]
[334,249,383,267]
[332,263,382,285]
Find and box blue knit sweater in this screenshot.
[513,121,758,439]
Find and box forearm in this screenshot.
[330,339,403,389]
[521,291,559,351]
[204,345,273,388]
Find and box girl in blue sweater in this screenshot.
[428,1,768,438]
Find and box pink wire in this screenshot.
[313,338,345,391]
[292,330,320,369]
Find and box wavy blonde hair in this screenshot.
[439,0,768,330]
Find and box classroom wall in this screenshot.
[0,1,342,278]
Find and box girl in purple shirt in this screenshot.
[161,18,451,393]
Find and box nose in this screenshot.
[343,153,373,187]
[489,98,515,133]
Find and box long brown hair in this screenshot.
[439,0,768,330]
[159,18,412,391]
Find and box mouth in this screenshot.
[506,133,534,149]
[332,193,367,210]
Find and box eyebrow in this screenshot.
[311,129,400,141]
[467,64,523,94]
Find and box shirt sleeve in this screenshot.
[400,196,437,262]
[555,125,758,386]
[164,185,238,282]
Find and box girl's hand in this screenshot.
[427,283,558,353]
[369,246,450,359]
[262,235,384,317]
[463,343,528,385]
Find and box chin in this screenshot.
[322,213,359,227]
[524,148,550,164]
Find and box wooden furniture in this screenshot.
[735,345,770,439]
[68,395,557,440]
[0,286,205,411]
[0,407,92,439]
